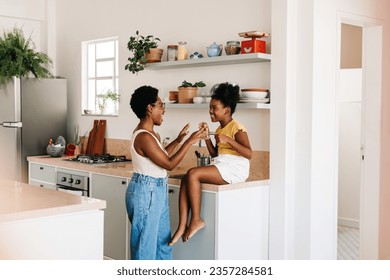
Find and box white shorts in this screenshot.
[212,154,250,184]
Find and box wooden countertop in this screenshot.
[27,155,269,192]
[0,179,106,223]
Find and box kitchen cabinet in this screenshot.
[90,173,130,260]
[28,163,57,190]
[168,182,269,260]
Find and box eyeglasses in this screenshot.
[151,102,165,109]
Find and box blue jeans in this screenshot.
[126,173,172,260]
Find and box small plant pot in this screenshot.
[146,48,164,63]
[178,87,198,103]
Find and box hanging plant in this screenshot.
[0,27,53,86]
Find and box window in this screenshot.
[82,37,119,115]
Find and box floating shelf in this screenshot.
[165,102,270,110]
[145,53,271,70]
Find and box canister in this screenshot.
[167,45,178,61]
[177,41,188,60]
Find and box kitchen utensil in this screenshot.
[85,120,98,154]
[93,120,106,155]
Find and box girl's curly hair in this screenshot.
[211,82,240,115]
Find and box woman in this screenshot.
[126,85,205,260]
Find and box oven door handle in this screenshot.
[57,185,85,192]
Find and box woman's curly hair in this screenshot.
[130,85,158,119]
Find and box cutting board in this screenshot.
[92,120,106,155]
[85,120,98,155]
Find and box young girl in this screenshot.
[169,82,252,245]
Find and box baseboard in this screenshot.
[338,217,359,229]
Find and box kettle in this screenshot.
[206,42,222,57]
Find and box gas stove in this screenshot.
[66,154,131,164]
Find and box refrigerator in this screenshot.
[0,77,67,183]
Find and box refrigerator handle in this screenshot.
[1,121,23,128]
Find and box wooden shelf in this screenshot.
[165,102,270,110]
[145,53,271,70]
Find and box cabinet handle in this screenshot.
[169,189,174,194]
[40,167,44,170]
[121,181,126,185]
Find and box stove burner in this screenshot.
[67,154,131,164]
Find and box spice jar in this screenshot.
[177,41,188,60]
[167,45,178,61]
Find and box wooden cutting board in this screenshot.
[85,120,98,155]
[92,120,106,155]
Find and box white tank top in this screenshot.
[130,129,168,178]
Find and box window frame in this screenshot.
[82,37,119,115]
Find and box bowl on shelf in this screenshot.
[241,88,268,99]
[193,96,203,104]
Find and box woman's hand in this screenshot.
[187,126,208,145]
[176,123,190,143]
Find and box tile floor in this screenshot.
[337,225,359,260]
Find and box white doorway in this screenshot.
[337,15,382,260]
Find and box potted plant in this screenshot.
[0,27,53,86]
[96,89,120,114]
[178,80,206,103]
[125,30,163,74]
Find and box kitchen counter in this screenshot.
[0,179,106,259]
[27,155,269,192]
[0,179,106,223]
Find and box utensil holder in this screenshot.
[197,156,211,167]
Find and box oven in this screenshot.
[56,171,89,197]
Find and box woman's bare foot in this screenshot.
[168,227,186,246]
[183,219,205,242]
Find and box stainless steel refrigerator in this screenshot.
[0,77,67,183]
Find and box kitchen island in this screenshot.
[0,179,106,260]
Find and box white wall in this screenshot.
[54,0,271,151]
[270,0,390,260]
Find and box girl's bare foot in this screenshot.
[168,227,186,246]
[183,220,205,242]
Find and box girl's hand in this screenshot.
[215,133,230,144]
[176,123,190,143]
[198,122,210,140]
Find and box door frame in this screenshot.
[336,12,383,259]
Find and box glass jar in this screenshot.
[225,41,241,55]
[167,45,178,61]
[177,41,188,60]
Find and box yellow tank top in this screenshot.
[216,120,247,156]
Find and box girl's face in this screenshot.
[149,96,165,126]
[208,98,230,122]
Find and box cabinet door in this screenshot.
[168,185,216,259]
[29,179,57,190]
[91,174,129,260]
[29,163,56,183]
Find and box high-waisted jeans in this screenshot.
[125,173,172,260]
